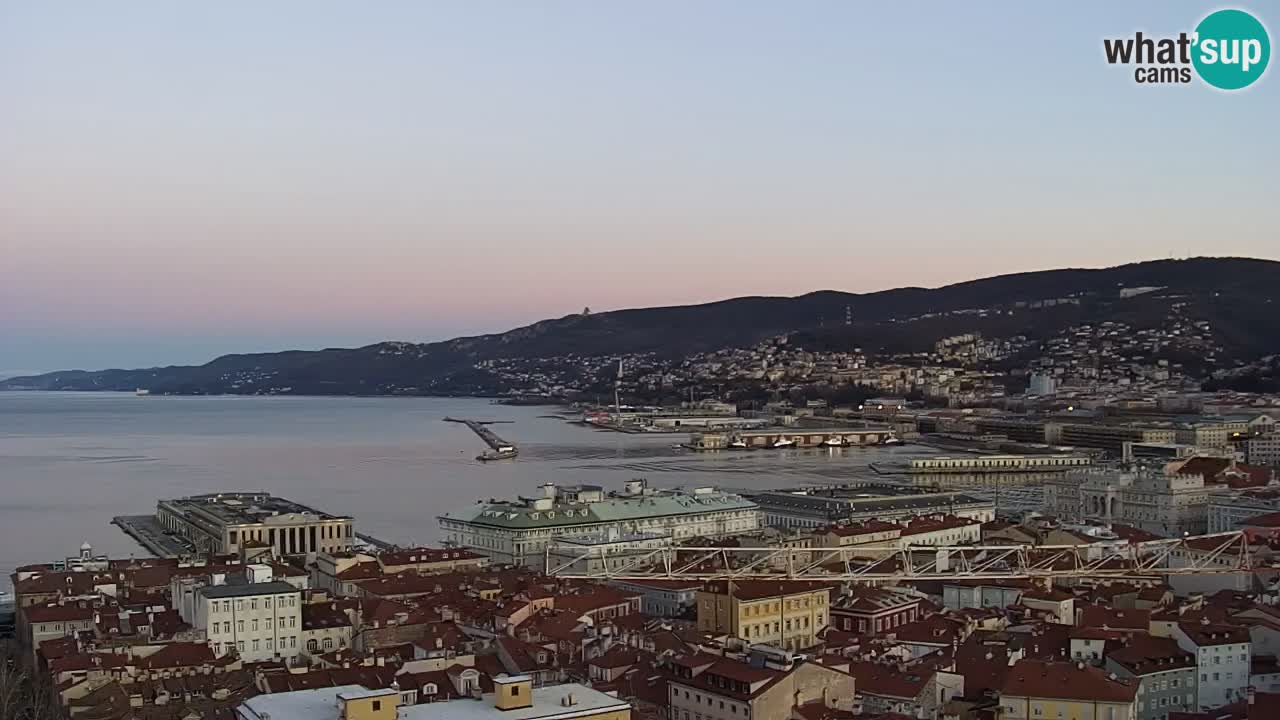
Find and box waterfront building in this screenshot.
[172,565,303,663]
[696,580,831,651]
[438,480,759,567]
[1049,423,1177,454]
[909,454,1092,472]
[970,417,1048,444]
[1044,464,1209,536]
[750,488,994,529]
[156,492,353,558]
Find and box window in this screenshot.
[252,619,259,632]
[323,638,334,650]
[237,620,244,633]
[265,598,272,608]
[251,599,257,610]
[512,686,520,697]
[252,639,260,651]
[372,701,381,712]
[237,641,244,652]
[266,638,273,651]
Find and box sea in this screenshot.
[0,392,932,583]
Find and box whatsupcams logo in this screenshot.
[1104,8,1270,89]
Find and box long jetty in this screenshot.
[443,417,517,452]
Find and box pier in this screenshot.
[112,515,193,558]
[356,532,397,551]
[444,417,519,458]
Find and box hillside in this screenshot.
[5,257,1280,396]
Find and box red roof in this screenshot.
[1241,511,1280,528]
[846,661,932,700]
[1076,606,1149,631]
[1001,659,1137,703]
[23,603,96,623]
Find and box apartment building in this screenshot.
[172,566,303,663]
[667,656,855,720]
[696,580,832,651]
[1172,621,1251,711]
[829,586,922,636]
[998,659,1138,720]
[1104,637,1196,720]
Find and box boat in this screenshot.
[883,437,903,445]
[772,438,796,449]
[729,439,749,450]
[823,437,845,447]
[477,444,519,461]
[135,388,151,396]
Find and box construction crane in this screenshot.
[544,531,1254,581]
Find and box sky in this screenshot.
[1,2,1277,376]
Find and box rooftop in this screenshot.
[199,580,300,599]
[400,682,631,720]
[160,492,348,528]
[1002,660,1137,703]
[239,684,368,720]
[440,484,756,529]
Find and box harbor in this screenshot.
[685,427,899,450]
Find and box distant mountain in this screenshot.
[5,257,1280,396]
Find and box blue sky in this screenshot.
[1,1,1276,376]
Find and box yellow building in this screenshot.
[998,660,1137,720]
[697,580,832,651]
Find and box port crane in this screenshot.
[545,531,1256,581]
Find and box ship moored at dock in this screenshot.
[687,427,899,450]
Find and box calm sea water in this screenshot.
[0,392,927,580]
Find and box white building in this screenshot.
[438,480,759,567]
[1029,373,1058,396]
[173,565,303,663]
[1044,465,1208,536]
[1172,621,1251,711]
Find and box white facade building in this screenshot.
[174,566,303,663]
[1172,622,1251,711]
[1045,466,1208,536]
[438,480,759,567]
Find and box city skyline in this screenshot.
[3,1,1277,374]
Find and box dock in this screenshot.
[444,417,519,458]
[112,515,193,558]
[356,532,397,551]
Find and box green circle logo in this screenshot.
[1192,9,1270,90]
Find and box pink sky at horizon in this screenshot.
[3,2,1278,373]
